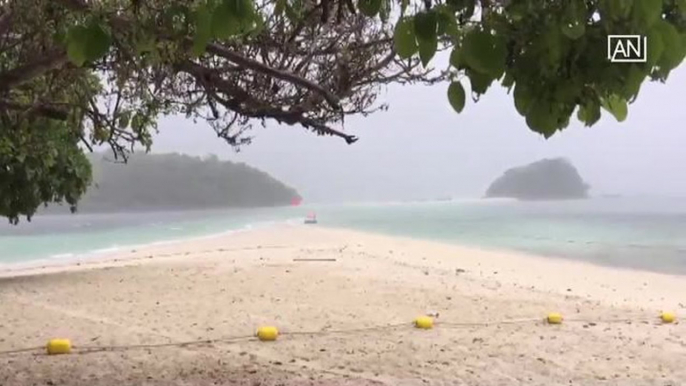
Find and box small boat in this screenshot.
[304,212,317,224]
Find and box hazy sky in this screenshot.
[151,61,686,203]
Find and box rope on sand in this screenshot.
[0,311,678,357]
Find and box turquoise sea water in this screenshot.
[1,197,686,274]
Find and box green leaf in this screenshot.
[632,0,662,29]
[65,23,112,66]
[599,0,632,20]
[447,82,466,113]
[193,3,213,56]
[66,26,89,66]
[678,0,686,17]
[285,2,300,23]
[508,2,527,22]
[227,0,253,21]
[554,82,577,104]
[501,72,515,90]
[118,111,131,129]
[513,82,532,116]
[274,0,286,16]
[436,7,458,37]
[646,27,665,67]
[83,23,112,61]
[213,2,240,38]
[418,37,438,67]
[251,13,265,35]
[654,20,684,72]
[525,100,558,138]
[561,22,585,40]
[379,0,390,22]
[461,29,507,77]
[164,5,191,33]
[561,1,586,39]
[622,65,646,100]
[577,101,601,127]
[394,17,418,59]
[601,94,628,122]
[358,0,382,17]
[449,47,463,68]
[466,68,493,95]
[618,0,633,19]
[413,11,438,42]
[401,0,409,15]
[457,0,476,19]
[237,0,257,32]
[135,34,156,54]
[541,26,563,69]
[131,113,146,131]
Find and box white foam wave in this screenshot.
[3,217,294,268]
[91,246,121,254]
[49,253,75,260]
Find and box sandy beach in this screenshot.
[0,225,684,386]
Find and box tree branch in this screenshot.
[0,99,70,120]
[0,50,68,90]
[55,0,343,113]
[0,9,12,35]
[181,61,358,144]
[203,42,342,111]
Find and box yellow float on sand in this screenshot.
[256,326,279,341]
[546,312,563,325]
[414,316,434,329]
[660,312,676,324]
[46,339,72,355]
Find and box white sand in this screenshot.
[0,225,684,386]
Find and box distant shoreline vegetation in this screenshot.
[485,158,590,201]
[43,153,301,214]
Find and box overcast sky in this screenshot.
[151,62,686,204]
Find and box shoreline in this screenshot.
[1,225,684,385]
[3,222,685,283]
[0,223,686,313]
[0,219,299,275]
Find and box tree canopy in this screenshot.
[0,0,685,223]
[485,158,590,200]
[41,152,301,213]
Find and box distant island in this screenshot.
[45,153,301,213]
[484,158,590,201]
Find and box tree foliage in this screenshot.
[0,0,684,222]
[485,158,590,200]
[41,152,301,213]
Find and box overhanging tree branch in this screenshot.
[203,42,342,111]
[178,60,358,144]
[0,99,70,120]
[0,10,12,35]
[0,50,68,90]
[54,0,343,112]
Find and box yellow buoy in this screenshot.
[660,312,676,324]
[46,339,72,355]
[256,326,279,341]
[414,316,434,329]
[546,312,563,325]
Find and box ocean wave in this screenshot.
[49,253,75,260]
[2,217,297,267]
[91,246,121,254]
[92,218,292,252]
